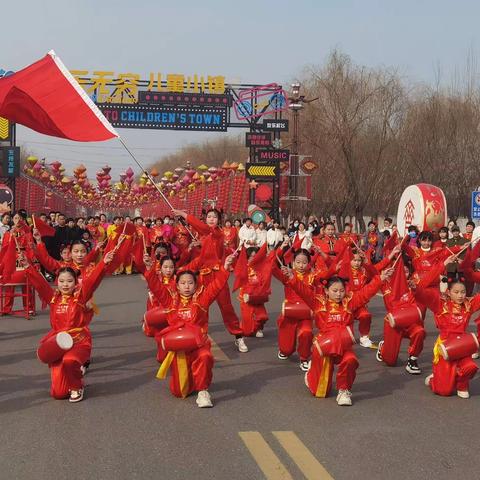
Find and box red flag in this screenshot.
[1,236,17,282]
[460,240,480,271]
[32,214,55,237]
[233,247,248,292]
[384,257,412,310]
[0,51,118,142]
[336,245,353,280]
[284,234,303,265]
[383,230,398,255]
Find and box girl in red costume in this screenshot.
[222,219,238,255]
[235,246,273,338]
[347,248,396,348]
[172,208,248,353]
[32,229,100,276]
[21,250,114,402]
[282,267,391,406]
[142,256,176,338]
[415,256,480,398]
[143,252,235,407]
[376,257,426,375]
[276,249,316,371]
[0,211,35,314]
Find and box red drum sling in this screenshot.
[161,325,207,353]
[386,305,422,330]
[439,333,479,361]
[144,307,170,330]
[314,326,356,357]
[37,332,74,364]
[243,293,269,305]
[282,301,312,321]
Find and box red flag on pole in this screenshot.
[32,214,55,237]
[0,51,118,142]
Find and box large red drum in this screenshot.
[161,325,207,352]
[386,305,422,330]
[397,184,447,236]
[439,333,479,361]
[37,332,73,364]
[243,293,269,305]
[144,307,170,330]
[314,327,356,357]
[282,301,312,321]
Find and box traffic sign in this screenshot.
[471,191,480,219]
[246,162,279,179]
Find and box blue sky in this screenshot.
[2,0,479,176]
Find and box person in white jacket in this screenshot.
[255,221,267,247]
[267,221,283,250]
[239,218,257,247]
[295,222,312,250]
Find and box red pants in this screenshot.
[143,294,159,338]
[215,283,243,336]
[49,341,91,399]
[306,347,359,397]
[168,343,214,398]
[1,270,35,314]
[354,306,372,337]
[277,315,313,361]
[381,321,426,366]
[428,356,478,396]
[239,301,268,337]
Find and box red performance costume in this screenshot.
[234,245,274,337]
[144,266,230,398]
[222,225,238,256]
[379,258,426,366]
[0,226,36,314]
[288,274,382,398]
[277,269,315,362]
[25,260,107,399]
[416,262,480,396]
[183,214,243,337]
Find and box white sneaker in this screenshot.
[376,340,384,362]
[80,365,87,377]
[235,337,249,353]
[359,336,373,348]
[299,360,310,372]
[277,351,289,360]
[336,389,352,406]
[457,390,470,399]
[69,389,84,403]
[255,330,264,338]
[472,352,479,359]
[196,390,213,408]
[424,374,433,387]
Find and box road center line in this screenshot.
[208,335,229,361]
[239,432,293,480]
[273,431,334,480]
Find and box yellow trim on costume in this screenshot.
[433,336,444,365]
[315,356,332,398]
[177,351,189,398]
[157,351,175,379]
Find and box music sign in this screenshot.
[255,149,290,162]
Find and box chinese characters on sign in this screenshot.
[245,132,272,147]
[71,70,226,103]
[0,146,20,178]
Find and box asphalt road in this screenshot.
[1,274,480,480]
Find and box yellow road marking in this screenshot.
[208,335,229,361]
[239,432,293,480]
[273,431,334,480]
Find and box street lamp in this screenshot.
[288,83,303,215]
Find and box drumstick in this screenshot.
[32,214,36,230]
[142,233,147,256]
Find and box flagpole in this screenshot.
[117,137,195,240]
